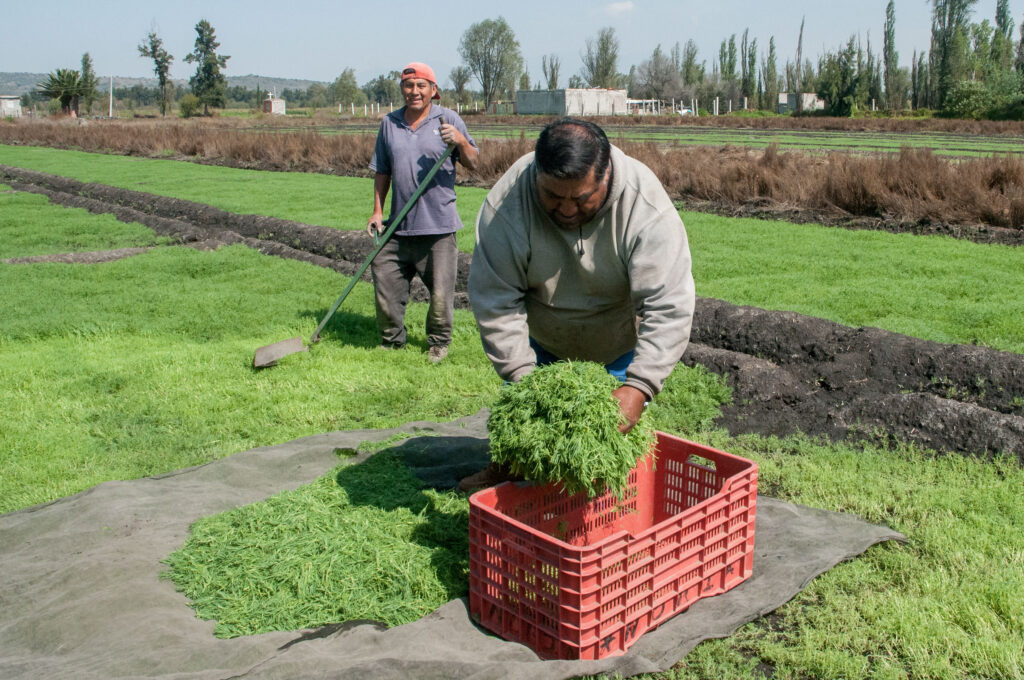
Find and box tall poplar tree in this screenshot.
[992,0,1015,72]
[761,37,779,111]
[931,0,978,107]
[883,1,900,109]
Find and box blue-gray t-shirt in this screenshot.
[369,104,477,236]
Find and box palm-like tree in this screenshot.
[37,69,84,115]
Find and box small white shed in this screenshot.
[1,95,23,118]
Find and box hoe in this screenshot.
[253,141,454,368]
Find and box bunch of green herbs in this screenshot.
[487,361,656,498]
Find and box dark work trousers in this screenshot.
[370,232,458,349]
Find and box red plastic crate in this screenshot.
[468,431,758,660]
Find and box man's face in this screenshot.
[535,166,610,230]
[401,78,436,113]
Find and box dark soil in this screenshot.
[3,164,1022,461]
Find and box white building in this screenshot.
[516,89,628,116]
[1,95,23,118]
[262,93,286,115]
[777,93,826,114]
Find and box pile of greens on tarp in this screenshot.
[487,361,656,498]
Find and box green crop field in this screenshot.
[1,150,1021,679]
[3,144,1022,353]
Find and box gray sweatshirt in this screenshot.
[468,145,695,398]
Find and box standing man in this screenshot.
[462,118,694,490]
[367,62,478,362]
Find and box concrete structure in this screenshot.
[516,88,628,116]
[1,95,23,118]
[777,92,826,114]
[627,99,661,115]
[262,93,286,115]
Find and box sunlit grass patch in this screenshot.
[686,211,1024,354]
[0,188,167,258]
[0,244,499,512]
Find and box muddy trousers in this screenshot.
[370,232,458,349]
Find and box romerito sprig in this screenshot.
[487,361,655,498]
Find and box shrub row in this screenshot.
[3,117,1024,230]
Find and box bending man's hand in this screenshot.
[612,385,647,434]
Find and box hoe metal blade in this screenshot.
[253,337,307,368]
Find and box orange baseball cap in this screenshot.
[401,62,441,99]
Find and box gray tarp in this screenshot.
[0,410,904,679]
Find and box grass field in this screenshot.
[3,144,1022,353]
[1,152,1021,679]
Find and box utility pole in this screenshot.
[108,76,113,117]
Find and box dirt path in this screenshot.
[3,164,1021,460]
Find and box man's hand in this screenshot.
[366,212,384,237]
[439,123,464,147]
[612,385,647,434]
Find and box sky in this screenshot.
[0,1,1011,87]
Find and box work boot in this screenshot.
[427,345,448,363]
[458,462,523,493]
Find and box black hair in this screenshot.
[534,118,611,180]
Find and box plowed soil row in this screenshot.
[3,164,1022,460]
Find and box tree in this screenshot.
[580,27,621,88]
[719,35,738,82]
[37,68,84,115]
[79,53,99,115]
[761,37,779,111]
[681,39,703,86]
[519,69,530,92]
[991,0,1015,74]
[362,71,401,106]
[138,31,175,116]
[458,17,523,107]
[183,19,230,115]
[740,30,756,100]
[930,0,978,107]
[883,1,901,109]
[817,37,861,116]
[632,44,682,100]
[795,16,805,113]
[1016,21,1024,82]
[449,66,472,104]
[329,68,366,106]
[541,54,560,89]
[741,31,758,102]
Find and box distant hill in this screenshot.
[0,72,326,96]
